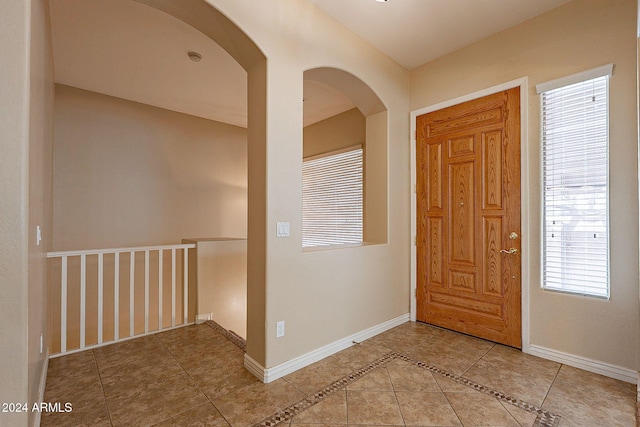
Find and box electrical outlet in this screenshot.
[276,321,285,338]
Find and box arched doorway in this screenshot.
[133,0,268,368]
[52,1,266,368]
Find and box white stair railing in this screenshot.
[47,243,196,356]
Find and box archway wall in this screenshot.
[247,0,409,369]
[144,0,411,369]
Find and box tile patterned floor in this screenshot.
[41,321,636,427]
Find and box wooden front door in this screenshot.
[416,88,521,348]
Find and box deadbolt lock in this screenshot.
[509,232,519,240]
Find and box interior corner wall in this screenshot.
[28,1,55,426]
[410,0,639,371]
[364,110,389,245]
[245,58,268,366]
[0,0,31,425]
[0,0,54,425]
[52,85,248,251]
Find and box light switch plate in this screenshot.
[276,222,290,238]
[276,321,285,338]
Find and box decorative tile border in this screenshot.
[394,353,561,427]
[252,351,561,427]
[252,352,397,427]
[202,321,561,427]
[205,320,246,352]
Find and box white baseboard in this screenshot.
[195,313,212,324]
[243,313,410,383]
[244,353,266,382]
[527,344,637,384]
[33,349,49,427]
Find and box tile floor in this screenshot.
[41,321,636,427]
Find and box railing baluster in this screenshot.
[98,253,103,344]
[130,251,135,337]
[144,250,149,334]
[61,256,68,354]
[114,252,119,341]
[171,248,176,328]
[47,243,196,356]
[80,254,86,349]
[158,249,163,330]
[183,248,188,325]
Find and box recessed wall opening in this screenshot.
[303,67,389,248]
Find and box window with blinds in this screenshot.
[302,146,363,247]
[538,66,611,298]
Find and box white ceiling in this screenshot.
[50,0,250,127]
[308,0,571,69]
[49,0,570,128]
[49,0,355,128]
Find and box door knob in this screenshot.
[500,248,518,254]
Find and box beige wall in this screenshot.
[0,1,31,424]
[51,85,247,355]
[410,0,639,371]
[190,238,247,338]
[303,108,365,158]
[53,85,248,251]
[0,0,54,425]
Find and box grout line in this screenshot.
[345,385,350,426]
[154,326,237,426]
[441,389,465,426]
[460,342,495,377]
[497,399,528,427]
[539,362,563,412]
[156,334,208,419]
[389,366,409,427]
[280,376,310,398]
[91,349,115,427]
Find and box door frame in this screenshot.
[410,77,531,353]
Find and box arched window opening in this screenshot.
[303,68,388,248]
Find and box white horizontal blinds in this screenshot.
[541,72,610,298]
[302,146,363,247]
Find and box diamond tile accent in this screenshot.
[251,351,561,427]
[394,353,561,426]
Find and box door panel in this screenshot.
[483,217,503,296]
[416,88,521,348]
[449,161,475,265]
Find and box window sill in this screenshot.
[541,286,610,300]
